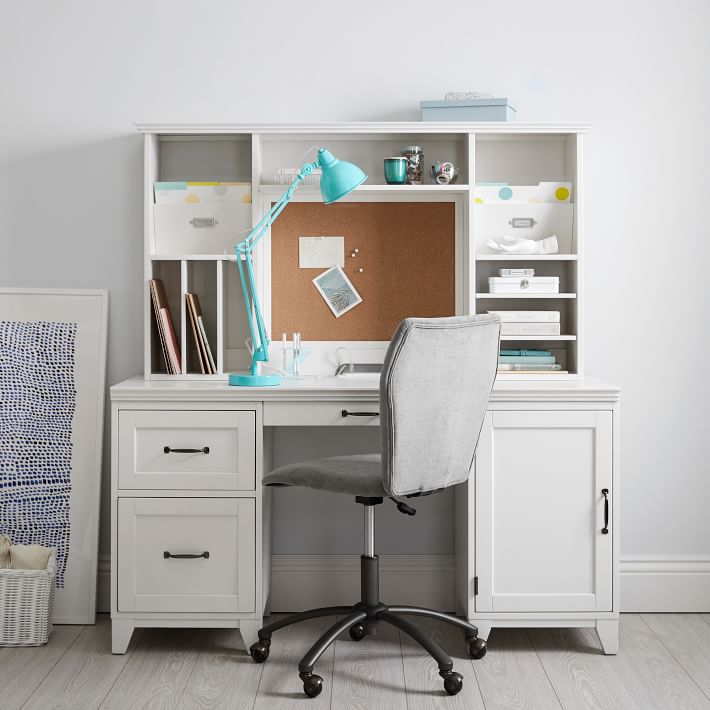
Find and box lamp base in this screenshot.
[228,372,281,387]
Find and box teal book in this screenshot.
[154,181,188,190]
[499,355,556,365]
[500,349,551,357]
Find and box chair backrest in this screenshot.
[379,315,500,497]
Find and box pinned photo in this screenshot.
[312,266,363,318]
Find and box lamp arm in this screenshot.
[234,159,319,376]
[236,160,319,254]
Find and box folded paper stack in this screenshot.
[489,309,561,336]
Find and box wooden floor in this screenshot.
[3,614,710,709]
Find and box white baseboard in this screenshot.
[620,556,710,612]
[96,554,710,615]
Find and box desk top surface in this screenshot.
[111,375,620,403]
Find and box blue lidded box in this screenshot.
[420,98,516,122]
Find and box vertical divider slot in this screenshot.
[180,260,189,374]
[184,260,219,376]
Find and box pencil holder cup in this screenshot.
[383,157,408,184]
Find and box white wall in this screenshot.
[1,0,709,606]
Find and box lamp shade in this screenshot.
[317,148,367,204]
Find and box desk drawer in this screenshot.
[118,410,255,490]
[264,401,380,426]
[117,498,255,613]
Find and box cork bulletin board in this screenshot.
[271,202,455,341]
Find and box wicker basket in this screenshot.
[0,549,56,646]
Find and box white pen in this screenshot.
[293,332,300,377]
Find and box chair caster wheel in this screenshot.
[301,673,323,698]
[467,637,487,659]
[443,671,464,695]
[249,641,270,663]
[349,623,367,641]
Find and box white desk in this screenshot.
[110,376,621,654]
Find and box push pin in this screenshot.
[350,248,359,258]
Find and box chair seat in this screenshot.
[263,453,386,497]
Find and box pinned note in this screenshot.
[299,236,345,268]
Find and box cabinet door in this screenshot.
[475,410,612,613]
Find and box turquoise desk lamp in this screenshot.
[229,149,367,386]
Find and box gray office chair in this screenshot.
[250,315,501,698]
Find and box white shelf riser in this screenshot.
[259,184,470,194]
[494,373,579,381]
[500,335,576,341]
[151,254,235,261]
[476,293,577,299]
[149,373,228,381]
[476,255,578,261]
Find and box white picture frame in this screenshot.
[0,288,108,624]
[312,266,363,318]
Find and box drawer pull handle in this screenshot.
[190,217,217,228]
[163,446,210,454]
[601,488,609,534]
[341,410,380,417]
[163,551,210,560]
[508,217,537,229]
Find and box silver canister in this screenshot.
[402,145,423,185]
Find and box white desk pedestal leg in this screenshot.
[112,619,135,654]
[596,619,619,655]
[240,620,261,650]
[473,619,492,641]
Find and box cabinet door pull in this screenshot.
[163,446,210,454]
[601,488,609,534]
[163,551,210,560]
[341,410,379,417]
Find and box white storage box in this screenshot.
[154,182,251,205]
[488,276,559,294]
[0,549,56,646]
[475,203,574,254]
[153,203,252,255]
[420,98,516,122]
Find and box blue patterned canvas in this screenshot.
[0,321,77,587]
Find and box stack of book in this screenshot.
[149,281,217,375]
[150,279,182,374]
[186,293,217,374]
[498,349,566,373]
[489,309,561,336]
